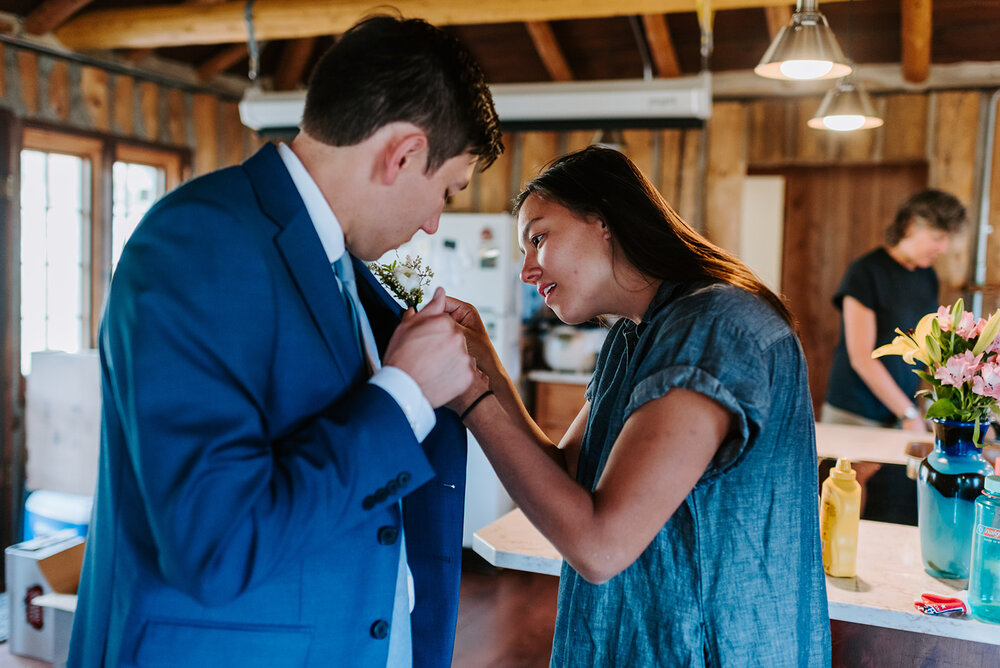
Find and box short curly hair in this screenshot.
[886,189,966,246]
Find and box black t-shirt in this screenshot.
[825,247,939,424]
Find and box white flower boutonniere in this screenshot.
[369,254,434,309]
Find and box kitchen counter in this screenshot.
[526,369,592,385]
[473,509,1000,645]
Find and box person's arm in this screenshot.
[446,297,728,583]
[842,295,925,431]
[464,385,727,584]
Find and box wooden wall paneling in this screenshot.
[747,98,788,166]
[930,90,980,303]
[882,93,928,162]
[192,93,219,176]
[80,66,109,132]
[112,74,134,136]
[478,132,516,213]
[780,164,929,410]
[47,59,70,122]
[18,50,39,115]
[676,127,702,228]
[518,131,560,188]
[219,100,243,169]
[705,101,746,253]
[166,88,187,147]
[139,81,158,142]
[658,128,681,206]
[794,96,828,163]
[564,129,593,155]
[622,129,655,182]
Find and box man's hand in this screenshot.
[383,288,475,407]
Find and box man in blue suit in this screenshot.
[68,15,503,667]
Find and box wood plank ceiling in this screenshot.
[0,0,998,91]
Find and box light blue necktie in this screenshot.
[332,253,410,666]
[332,253,381,373]
[332,253,366,361]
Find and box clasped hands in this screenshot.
[380,287,492,415]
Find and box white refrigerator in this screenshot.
[377,213,520,546]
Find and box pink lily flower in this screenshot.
[955,311,979,339]
[934,350,983,388]
[972,362,1000,400]
[936,306,953,331]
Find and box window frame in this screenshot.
[19,125,188,349]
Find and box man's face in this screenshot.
[355,150,477,260]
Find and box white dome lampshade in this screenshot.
[755,0,852,81]
[807,77,884,131]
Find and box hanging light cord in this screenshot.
[245,0,260,82]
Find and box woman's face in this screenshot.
[517,194,619,325]
[895,220,951,269]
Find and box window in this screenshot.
[18,128,184,375]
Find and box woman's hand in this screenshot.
[443,296,497,374]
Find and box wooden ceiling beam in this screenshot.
[272,37,319,91]
[763,5,793,41]
[55,0,844,51]
[901,0,931,83]
[23,0,94,35]
[524,21,573,82]
[196,43,248,81]
[640,14,681,78]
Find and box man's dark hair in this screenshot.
[301,15,503,172]
[886,189,966,246]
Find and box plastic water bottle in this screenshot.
[968,459,1000,624]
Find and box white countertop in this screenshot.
[526,369,592,385]
[814,423,922,466]
[473,510,1000,645]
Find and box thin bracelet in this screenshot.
[460,390,494,421]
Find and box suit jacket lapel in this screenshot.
[353,258,403,358]
[243,145,364,377]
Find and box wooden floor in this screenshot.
[1,555,559,668]
[453,555,559,667]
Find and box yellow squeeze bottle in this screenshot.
[820,457,862,577]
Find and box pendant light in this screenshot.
[754,0,852,81]
[807,74,883,131]
[807,0,883,132]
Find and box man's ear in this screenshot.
[380,132,429,185]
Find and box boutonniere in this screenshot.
[368,254,434,309]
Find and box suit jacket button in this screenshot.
[396,472,411,488]
[374,487,388,503]
[370,619,389,639]
[386,479,399,495]
[362,495,375,510]
[377,526,399,545]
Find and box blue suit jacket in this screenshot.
[68,144,468,667]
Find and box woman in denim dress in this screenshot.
[446,146,829,667]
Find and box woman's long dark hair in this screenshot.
[513,146,794,327]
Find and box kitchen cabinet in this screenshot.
[529,372,588,443]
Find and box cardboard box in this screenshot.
[4,530,85,663]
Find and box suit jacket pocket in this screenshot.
[135,619,313,667]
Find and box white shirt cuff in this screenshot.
[369,366,437,442]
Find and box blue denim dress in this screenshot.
[550,281,830,667]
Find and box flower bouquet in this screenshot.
[873,298,1000,443]
[369,253,434,309]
